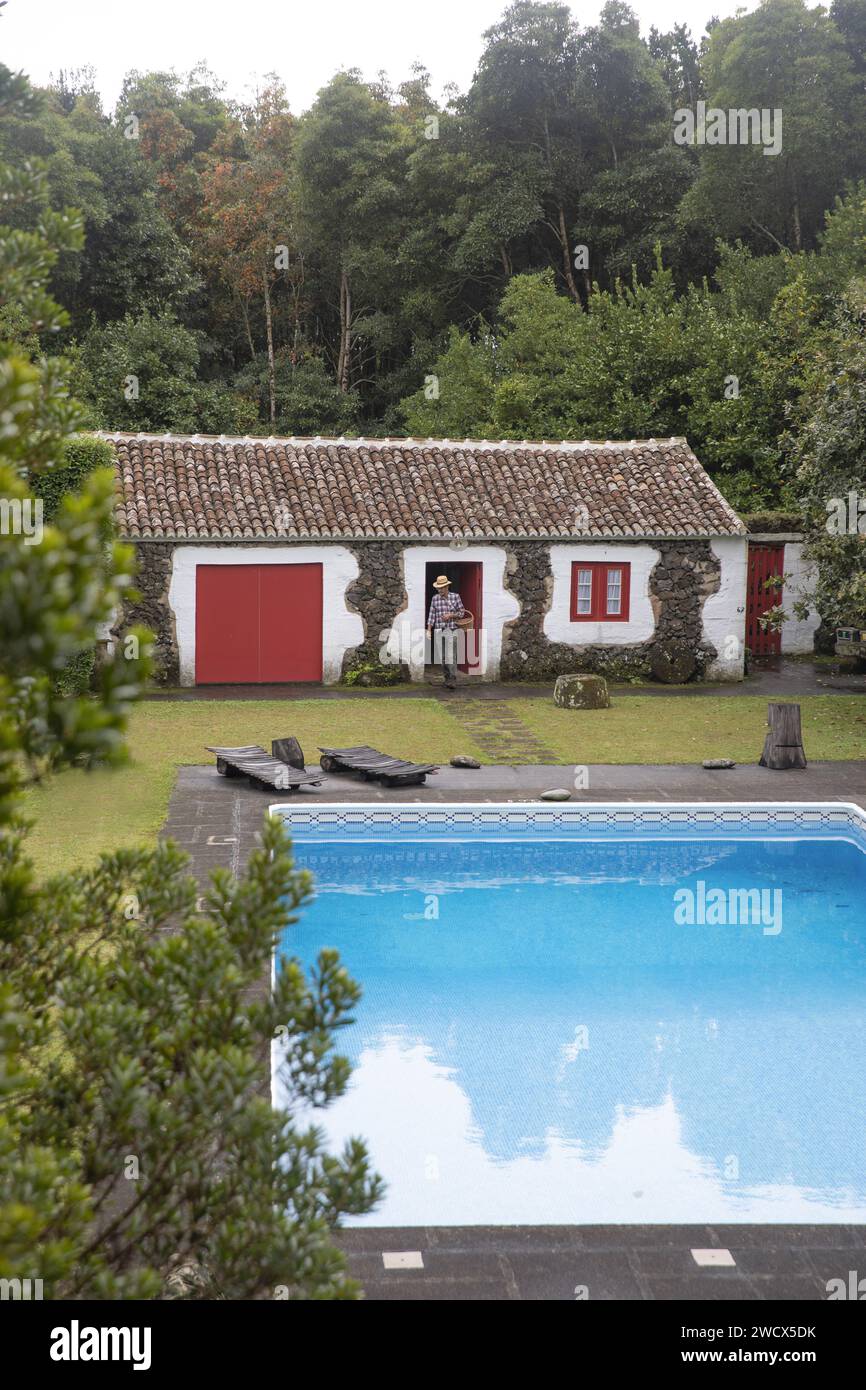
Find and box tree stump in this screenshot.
[759,703,807,770]
[271,736,306,770]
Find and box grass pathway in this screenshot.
[447,699,559,763]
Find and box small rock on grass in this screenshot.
[450,755,481,768]
[541,788,572,801]
[702,758,736,769]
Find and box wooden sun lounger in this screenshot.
[318,744,438,787]
[206,744,321,792]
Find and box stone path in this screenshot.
[446,698,559,764]
[339,1222,862,1302]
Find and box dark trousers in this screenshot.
[433,627,458,684]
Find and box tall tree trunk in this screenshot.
[499,243,512,278]
[240,295,255,361]
[262,271,276,425]
[558,206,580,303]
[290,251,305,376]
[792,195,802,253]
[337,270,352,394]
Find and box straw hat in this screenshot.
[432,574,452,589]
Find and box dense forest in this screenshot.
[2,0,866,510]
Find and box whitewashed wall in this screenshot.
[703,537,748,679]
[381,545,519,680]
[780,541,820,654]
[544,543,660,646]
[168,545,363,685]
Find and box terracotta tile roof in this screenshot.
[103,433,746,541]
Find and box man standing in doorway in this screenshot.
[426,574,465,690]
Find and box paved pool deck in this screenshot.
[161,760,866,1301]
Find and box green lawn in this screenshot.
[24,697,485,877]
[513,694,866,764]
[22,693,866,876]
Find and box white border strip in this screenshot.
[268,799,866,848]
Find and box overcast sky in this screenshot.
[3,0,754,115]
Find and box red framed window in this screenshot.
[570,561,631,621]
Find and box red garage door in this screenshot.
[195,564,323,683]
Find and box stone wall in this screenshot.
[342,541,408,674]
[499,540,721,682]
[125,537,725,687]
[121,542,178,684]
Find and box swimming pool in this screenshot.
[272,803,866,1226]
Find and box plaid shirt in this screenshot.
[427,590,465,629]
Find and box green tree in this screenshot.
[79,308,252,433]
[648,22,704,108]
[401,326,496,436]
[0,73,197,331]
[831,0,866,73]
[0,64,381,1300]
[401,247,833,509]
[794,288,866,629]
[233,350,360,435]
[295,73,406,394]
[575,2,670,173]
[200,81,297,425]
[464,1,585,300]
[680,0,865,254]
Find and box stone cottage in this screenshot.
[103,431,807,686]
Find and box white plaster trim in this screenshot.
[781,542,820,654]
[382,545,518,681]
[101,429,701,454]
[703,538,747,680]
[168,544,363,686]
[543,544,659,646]
[269,800,866,847]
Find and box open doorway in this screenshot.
[424,560,483,676]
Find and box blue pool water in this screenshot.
[274,822,866,1225]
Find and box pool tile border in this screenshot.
[270,799,866,848]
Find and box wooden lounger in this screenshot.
[206,744,321,792]
[318,744,438,787]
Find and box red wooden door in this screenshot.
[259,563,322,681]
[196,564,323,683]
[746,544,784,656]
[458,561,483,674]
[196,565,259,682]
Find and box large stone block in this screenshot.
[553,673,611,709]
[650,640,697,684]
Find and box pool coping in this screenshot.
[270,798,866,850]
